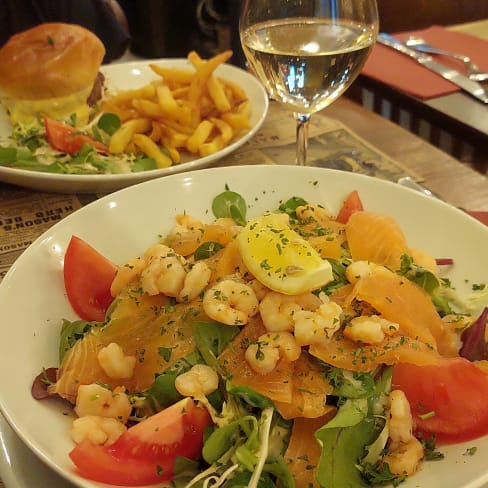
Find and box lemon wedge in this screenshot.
[236,212,333,295]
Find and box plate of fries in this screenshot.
[0,51,269,194]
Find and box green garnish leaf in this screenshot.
[59,319,95,362]
[193,321,239,367]
[194,241,224,261]
[97,113,121,135]
[278,196,308,219]
[212,190,247,225]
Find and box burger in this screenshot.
[0,23,106,126]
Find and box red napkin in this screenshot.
[362,25,488,99]
[467,210,488,226]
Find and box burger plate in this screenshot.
[0,59,269,194]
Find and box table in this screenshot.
[1,97,488,488]
[348,19,488,169]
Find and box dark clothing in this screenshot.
[0,0,131,63]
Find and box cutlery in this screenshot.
[377,33,488,104]
[397,176,437,198]
[405,36,488,82]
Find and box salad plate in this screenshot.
[0,60,269,194]
[0,165,488,488]
[0,412,74,488]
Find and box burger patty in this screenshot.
[87,71,105,107]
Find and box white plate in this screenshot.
[0,60,269,194]
[0,412,74,488]
[1,165,488,488]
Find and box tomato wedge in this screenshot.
[336,190,364,224]
[64,236,117,322]
[392,357,488,444]
[44,117,108,155]
[69,398,211,486]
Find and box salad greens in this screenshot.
[0,115,159,175]
[53,188,484,488]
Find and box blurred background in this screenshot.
[117,0,246,67]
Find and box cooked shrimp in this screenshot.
[382,389,424,476]
[388,389,414,446]
[97,342,136,379]
[248,278,270,301]
[259,291,321,332]
[75,384,132,423]
[110,257,146,297]
[203,279,259,325]
[174,364,219,397]
[383,437,424,477]
[260,332,301,361]
[71,415,126,446]
[345,260,374,284]
[245,332,301,374]
[176,214,205,230]
[178,261,212,302]
[294,297,343,345]
[343,315,399,344]
[245,341,279,375]
[140,244,187,297]
[213,217,243,238]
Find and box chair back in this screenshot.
[377,0,488,33]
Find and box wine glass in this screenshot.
[239,0,379,166]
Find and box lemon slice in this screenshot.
[237,212,333,295]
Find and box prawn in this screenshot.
[203,279,259,325]
[178,261,212,302]
[140,244,187,297]
[259,291,321,332]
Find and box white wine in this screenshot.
[241,18,375,113]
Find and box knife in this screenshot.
[377,33,488,104]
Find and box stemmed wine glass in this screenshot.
[239,0,379,166]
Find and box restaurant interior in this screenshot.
[1,1,488,488]
[114,0,488,172]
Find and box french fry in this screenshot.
[186,120,214,153]
[108,84,156,104]
[156,86,192,125]
[219,78,247,103]
[199,118,234,157]
[149,65,194,85]
[132,99,165,119]
[199,139,223,157]
[221,112,251,131]
[188,51,232,112]
[101,50,251,168]
[148,121,163,142]
[207,76,232,112]
[162,126,188,148]
[210,117,233,144]
[132,133,172,168]
[187,50,233,124]
[109,118,152,154]
[166,146,181,163]
[221,101,252,131]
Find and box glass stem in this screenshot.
[294,112,311,166]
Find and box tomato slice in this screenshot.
[69,398,212,486]
[44,117,108,155]
[336,190,364,224]
[64,236,117,322]
[392,357,488,444]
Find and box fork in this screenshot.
[405,36,488,82]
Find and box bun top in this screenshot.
[0,23,106,100]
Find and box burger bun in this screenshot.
[0,23,106,125]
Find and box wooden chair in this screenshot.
[376,0,488,33]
